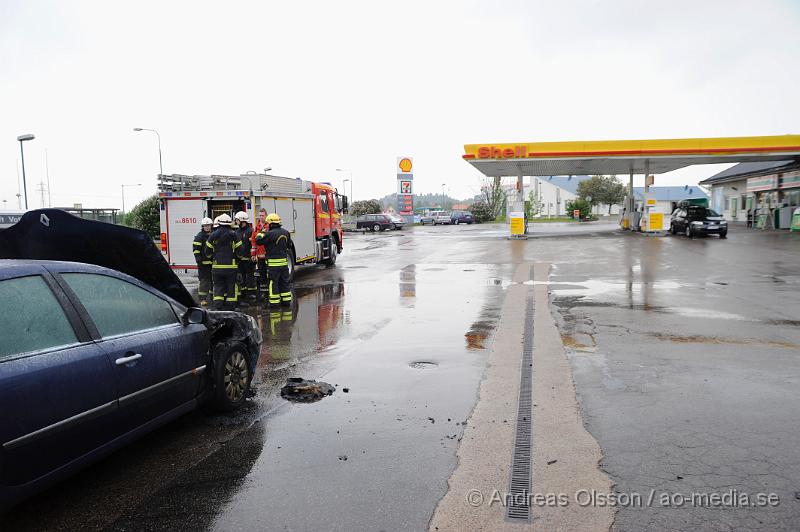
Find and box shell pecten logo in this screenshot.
[398,158,413,173]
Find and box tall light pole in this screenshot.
[133,128,163,175]
[17,134,35,210]
[121,183,142,219]
[336,168,353,203]
[441,183,447,209]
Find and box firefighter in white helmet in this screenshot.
[234,211,256,304]
[206,213,241,310]
[192,217,214,305]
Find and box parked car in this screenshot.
[420,211,452,225]
[0,210,262,511]
[387,213,405,230]
[450,210,474,225]
[670,206,728,238]
[356,213,395,232]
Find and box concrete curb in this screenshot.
[429,262,614,531]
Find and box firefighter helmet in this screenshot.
[201,217,213,226]
[217,213,233,226]
[212,216,220,227]
[234,211,249,223]
[266,213,281,224]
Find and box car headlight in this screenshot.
[720,220,727,224]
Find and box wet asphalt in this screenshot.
[2,221,798,531]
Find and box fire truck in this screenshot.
[158,173,347,274]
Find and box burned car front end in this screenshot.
[0,209,264,411]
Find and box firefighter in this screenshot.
[255,213,293,307]
[192,217,214,305]
[234,211,257,304]
[206,213,241,310]
[251,208,269,300]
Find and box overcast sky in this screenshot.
[1,0,798,211]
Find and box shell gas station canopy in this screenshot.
[462,135,800,177]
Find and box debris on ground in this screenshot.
[280,378,335,403]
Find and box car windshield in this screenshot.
[688,207,719,218]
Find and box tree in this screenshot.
[480,177,507,220]
[576,175,626,214]
[350,199,382,216]
[566,198,592,220]
[127,194,160,238]
[468,201,494,223]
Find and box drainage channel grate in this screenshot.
[506,273,535,522]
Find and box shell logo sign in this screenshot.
[398,158,413,173]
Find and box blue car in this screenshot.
[0,211,262,511]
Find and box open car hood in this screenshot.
[0,209,196,308]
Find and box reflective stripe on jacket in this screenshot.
[193,230,213,265]
[207,227,241,269]
[235,224,253,261]
[255,225,292,262]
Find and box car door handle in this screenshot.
[115,353,142,366]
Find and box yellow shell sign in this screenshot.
[398,158,413,173]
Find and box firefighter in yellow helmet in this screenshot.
[254,213,293,307]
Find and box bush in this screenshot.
[127,194,161,238]
[565,198,592,221]
[468,201,495,223]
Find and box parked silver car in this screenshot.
[420,211,451,225]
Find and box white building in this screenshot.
[524,175,621,216]
[699,160,800,227]
[632,186,708,215]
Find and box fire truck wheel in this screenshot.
[288,249,296,279]
[324,238,338,266]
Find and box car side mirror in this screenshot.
[183,307,206,326]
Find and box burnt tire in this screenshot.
[211,340,252,412]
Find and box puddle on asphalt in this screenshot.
[280,378,336,403]
[649,333,799,349]
[548,279,683,297]
[561,333,597,352]
[553,296,751,322]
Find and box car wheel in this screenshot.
[211,341,252,412]
[685,225,692,238]
[670,223,676,235]
[720,231,727,239]
[323,237,338,265]
[453,220,458,225]
[373,223,381,232]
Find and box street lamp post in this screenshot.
[441,183,447,209]
[336,169,353,204]
[121,183,142,220]
[133,128,163,175]
[16,134,35,210]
